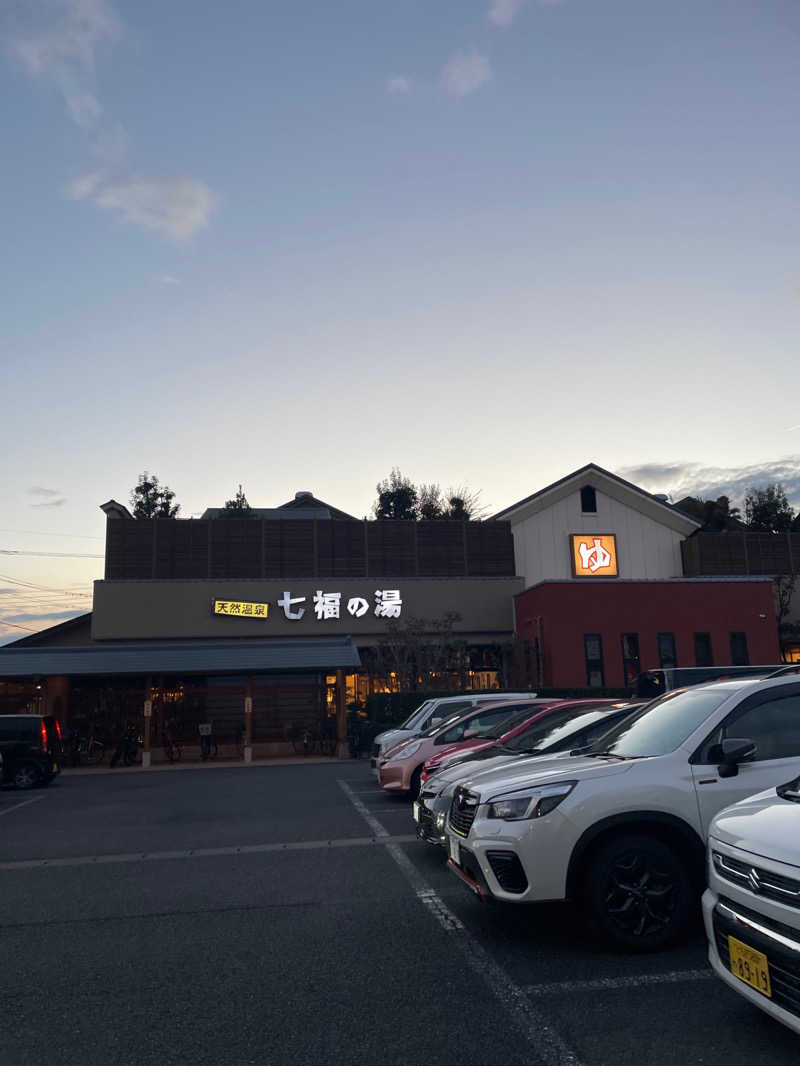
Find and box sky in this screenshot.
[1,0,799,642]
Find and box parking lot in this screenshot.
[0,763,797,1065]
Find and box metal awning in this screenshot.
[0,638,361,679]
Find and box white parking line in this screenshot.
[338,779,584,1066]
[0,795,47,818]
[523,970,713,995]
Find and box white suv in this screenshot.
[702,777,800,1035]
[445,676,800,951]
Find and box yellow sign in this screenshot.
[213,600,269,618]
[570,534,618,578]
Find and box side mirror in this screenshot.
[717,737,757,778]
[431,717,442,727]
[463,728,480,740]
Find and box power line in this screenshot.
[0,549,104,559]
[0,574,93,596]
[0,620,37,633]
[0,529,103,540]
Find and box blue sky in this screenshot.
[1,0,799,640]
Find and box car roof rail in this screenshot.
[765,664,800,679]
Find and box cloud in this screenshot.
[488,0,527,27]
[30,498,67,508]
[29,486,61,496]
[441,49,492,97]
[617,457,800,509]
[70,174,215,239]
[2,610,85,624]
[156,274,181,286]
[11,0,121,129]
[386,75,411,95]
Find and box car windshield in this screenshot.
[399,700,433,730]
[502,707,629,753]
[581,687,735,758]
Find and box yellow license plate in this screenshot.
[728,936,772,998]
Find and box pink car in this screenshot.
[378,699,552,798]
[420,699,620,784]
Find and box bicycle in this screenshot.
[163,732,182,762]
[74,734,105,765]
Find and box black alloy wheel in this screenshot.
[582,834,693,952]
[13,763,43,790]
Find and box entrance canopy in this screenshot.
[0,637,361,680]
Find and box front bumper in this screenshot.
[703,843,800,1035]
[378,761,410,792]
[445,807,573,903]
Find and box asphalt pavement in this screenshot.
[0,763,796,1065]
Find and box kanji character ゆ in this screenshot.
[347,596,369,618]
[374,589,402,618]
[278,591,306,620]
[313,591,341,620]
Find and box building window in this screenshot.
[620,633,641,685]
[580,485,597,513]
[584,634,605,687]
[694,633,714,667]
[730,632,749,666]
[658,633,677,669]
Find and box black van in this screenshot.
[0,715,62,789]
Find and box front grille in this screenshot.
[713,898,800,1019]
[487,850,528,893]
[713,852,800,911]
[448,788,479,837]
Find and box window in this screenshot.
[436,707,519,745]
[699,692,800,763]
[730,632,749,666]
[584,634,605,687]
[620,633,641,685]
[580,485,597,513]
[694,633,713,668]
[658,633,677,669]
[589,687,732,758]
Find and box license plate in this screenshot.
[728,936,772,998]
[412,802,420,823]
[449,836,460,865]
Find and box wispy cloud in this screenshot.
[3,609,85,624]
[30,498,67,508]
[8,0,215,240]
[488,0,527,27]
[441,49,492,97]
[617,457,800,509]
[386,75,411,95]
[29,486,61,497]
[155,274,181,287]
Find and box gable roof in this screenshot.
[492,463,700,535]
[276,492,358,521]
[1,612,93,648]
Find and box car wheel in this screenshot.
[581,834,693,952]
[13,763,42,790]
[409,767,422,801]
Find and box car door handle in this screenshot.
[697,778,718,785]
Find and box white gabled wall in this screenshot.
[511,489,686,587]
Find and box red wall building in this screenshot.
[515,578,781,690]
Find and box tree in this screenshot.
[443,486,486,521]
[745,484,796,533]
[374,468,419,520]
[675,495,743,531]
[220,484,255,518]
[418,483,445,520]
[130,472,180,519]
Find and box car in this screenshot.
[443,675,800,951]
[370,692,540,773]
[378,700,546,799]
[0,714,63,789]
[702,775,800,1036]
[414,701,642,845]
[420,699,631,784]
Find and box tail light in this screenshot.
[40,720,48,751]
[55,720,62,741]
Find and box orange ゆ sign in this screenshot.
[570,534,618,577]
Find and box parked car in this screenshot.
[378,700,545,799]
[415,701,642,845]
[370,692,540,773]
[444,675,800,951]
[632,665,782,699]
[421,699,630,784]
[702,776,800,1036]
[0,714,63,789]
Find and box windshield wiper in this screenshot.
[579,751,632,760]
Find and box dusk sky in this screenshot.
[2,0,799,642]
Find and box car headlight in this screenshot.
[486,781,576,821]
[391,741,421,760]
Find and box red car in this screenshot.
[419,699,622,784]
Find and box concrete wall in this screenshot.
[510,489,685,586]
[92,577,523,643]
[515,579,782,689]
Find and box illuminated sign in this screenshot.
[213,600,269,618]
[570,535,618,578]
